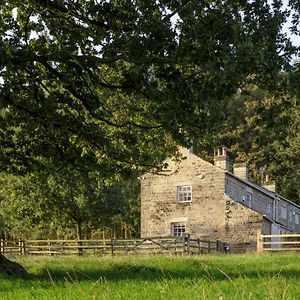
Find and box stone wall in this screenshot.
[140,149,226,240]
[223,196,263,252]
[141,150,271,252]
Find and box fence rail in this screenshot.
[257,231,300,252]
[0,235,223,256]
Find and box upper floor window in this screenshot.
[295,213,299,225]
[280,205,287,219]
[177,185,192,203]
[245,192,252,208]
[171,222,186,237]
[289,211,294,223]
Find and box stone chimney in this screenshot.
[262,175,276,192]
[214,147,229,171]
[233,163,249,180]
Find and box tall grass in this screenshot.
[1,253,300,299]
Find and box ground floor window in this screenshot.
[171,222,186,237]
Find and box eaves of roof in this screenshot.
[225,171,300,210]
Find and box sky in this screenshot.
[282,0,300,47]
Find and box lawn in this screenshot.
[1,253,300,299]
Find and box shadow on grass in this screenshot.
[5,257,300,285]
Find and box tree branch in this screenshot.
[32,0,111,30]
[37,60,163,129]
[8,51,179,66]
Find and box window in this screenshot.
[280,205,287,219]
[245,192,252,208]
[289,211,294,223]
[171,222,186,237]
[295,213,299,225]
[177,185,192,202]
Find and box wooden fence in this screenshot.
[0,235,223,256]
[257,232,300,252]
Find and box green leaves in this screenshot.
[0,166,139,239]
[0,0,297,177]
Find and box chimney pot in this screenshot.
[214,147,229,171]
[222,147,227,156]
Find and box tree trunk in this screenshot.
[124,223,128,239]
[0,253,28,277]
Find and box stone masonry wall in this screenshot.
[224,196,263,252]
[140,148,227,240]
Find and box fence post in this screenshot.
[208,240,211,253]
[186,234,191,254]
[23,239,26,255]
[257,230,263,253]
[216,240,226,253]
[197,238,200,254]
[77,240,83,256]
[182,236,186,255]
[18,239,25,256]
[18,239,21,255]
[182,234,191,255]
[111,238,114,256]
[0,239,4,254]
[216,240,221,253]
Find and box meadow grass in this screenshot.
[1,253,300,299]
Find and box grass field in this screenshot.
[1,253,300,299]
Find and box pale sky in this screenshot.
[282,0,300,46]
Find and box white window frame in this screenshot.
[177,185,192,203]
[171,222,186,237]
[280,205,287,219]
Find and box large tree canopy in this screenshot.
[1,0,298,175]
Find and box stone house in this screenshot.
[140,147,300,252]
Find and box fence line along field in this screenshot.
[0,236,223,256]
[257,232,300,252]
[3,232,300,257]
[1,253,300,299]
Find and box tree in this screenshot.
[198,73,300,204]
[0,0,296,174]
[0,166,139,240]
[217,84,292,179]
